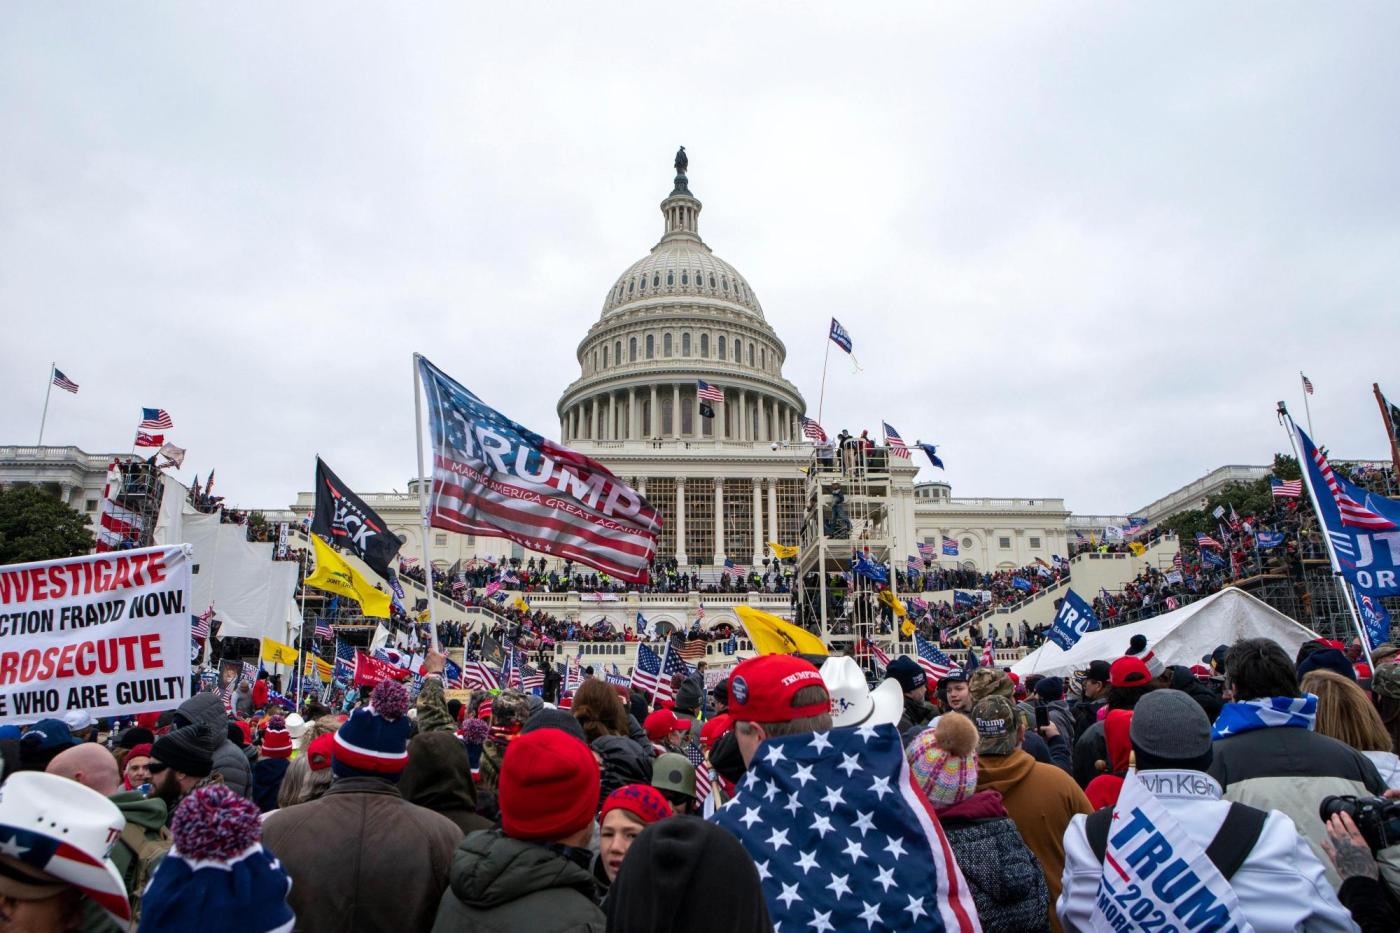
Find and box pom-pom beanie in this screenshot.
[137,785,294,933]
[498,729,600,841]
[906,713,979,810]
[260,717,293,760]
[332,680,411,781]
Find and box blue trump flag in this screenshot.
[917,443,945,470]
[635,612,648,636]
[1295,422,1400,595]
[953,590,977,607]
[1201,549,1227,569]
[1256,530,1286,550]
[1011,576,1032,592]
[828,317,853,353]
[1358,591,1392,650]
[851,552,889,584]
[1047,588,1100,651]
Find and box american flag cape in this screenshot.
[711,724,978,931]
[914,633,957,681]
[417,355,660,583]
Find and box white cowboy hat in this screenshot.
[284,713,308,739]
[820,655,903,729]
[0,771,130,927]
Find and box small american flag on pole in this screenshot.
[882,422,911,458]
[1302,373,1314,395]
[916,541,935,560]
[723,557,746,579]
[464,660,500,691]
[138,407,173,430]
[696,380,724,403]
[1270,476,1303,498]
[862,637,892,668]
[191,607,213,642]
[914,633,957,681]
[314,619,333,641]
[51,368,79,394]
[801,417,828,443]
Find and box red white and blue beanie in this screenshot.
[138,784,294,933]
[331,680,412,781]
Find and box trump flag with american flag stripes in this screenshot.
[417,355,661,584]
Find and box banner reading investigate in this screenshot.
[0,545,192,724]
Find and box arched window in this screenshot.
[663,333,673,357]
[629,337,637,362]
[718,335,726,360]
[614,341,622,365]
[592,351,598,372]
[735,336,743,362]
[652,273,659,287]
[645,334,655,359]
[628,279,634,294]
[760,347,765,369]
[681,271,688,285]
[700,334,709,357]
[682,333,691,356]
[748,343,755,366]
[709,274,716,289]
[603,345,610,367]
[666,270,674,286]
[722,277,729,291]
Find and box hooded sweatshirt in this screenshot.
[976,749,1091,933]
[174,692,251,797]
[400,732,493,836]
[431,830,605,933]
[1084,709,1133,809]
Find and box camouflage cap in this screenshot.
[1372,662,1400,701]
[491,689,530,726]
[1372,644,1400,668]
[968,667,1013,703]
[972,695,1020,757]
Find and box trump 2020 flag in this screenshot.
[711,724,978,932]
[1048,587,1100,651]
[417,355,661,584]
[1358,591,1392,651]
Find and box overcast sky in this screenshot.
[4,4,1398,517]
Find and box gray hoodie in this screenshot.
[174,692,251,797]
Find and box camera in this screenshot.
[1319,795,1400,851]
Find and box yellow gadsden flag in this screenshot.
[876,590,908,618]
[768,542,799,560]
[261,638,299,666]
[734,605,828,657]
[304,534,392,618]
[1128,541,1147,557]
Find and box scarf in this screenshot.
[1210,694,1316,740]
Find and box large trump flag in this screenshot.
[416,355,661,584]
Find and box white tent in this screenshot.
[1010,587,1320,681]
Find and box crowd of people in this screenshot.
[11,626,1400,931]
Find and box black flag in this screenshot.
[699,401,715,419]
[311,457,403,582]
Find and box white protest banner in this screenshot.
[1092,770,1253,933]
[0,545,192,723]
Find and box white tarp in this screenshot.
[184,509,299,643]
[152,475,187,547]
[1011,587,1320,680]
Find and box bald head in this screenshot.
[46,744,121,797]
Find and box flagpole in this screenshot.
[1375,383,1400,477]
[412,353,441,653]
[1300,372,1314,437]
[37,362,55,446]
[1278,406,1371,667]
[816,337,831,427]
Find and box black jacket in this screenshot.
[432,830,604,933]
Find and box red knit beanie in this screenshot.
[600,784,672,826]
[498,729,600,842]
[260,717,293,759]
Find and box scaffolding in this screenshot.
[794,443,899,670]
[96,456,165,551]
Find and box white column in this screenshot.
[628,388,638,440]
[671,385,681,439]
[650,385,659,437]
[738,390,747,440]
[713,479,725,564]
[752,479,764,559]
[768,477,780,545]
[693,389,701,438]
[590,399,599,439]
[675,479,688,564]
[757,394,767,441]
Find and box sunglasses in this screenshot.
[145,762,169,775]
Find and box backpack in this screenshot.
[1085,801,1266,880]
[121,821,173,925]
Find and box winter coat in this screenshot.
[432,830,605,933]
[251,757,289,813]
[936,790,1049,933]
[1209,722,1394,892]
[1033,698,1075,747]
[592,735,653,809]
[1069,696,1105,742]
[897,694,938,734]
[400,731,494,836]
[1363,750,1400,790]
[174,692,251,797]
[262,776,463,933]
[976,749,1091,933]
[1059,769,1355,932]
[252,678,269,709]
[1071,718,1107,788]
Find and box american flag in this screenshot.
[882,422,911,458]
[723,557,746,579]
[1271,476,1302,498]
[191,607,213,642]
[1165,596,1180,610]
[675,638,709,664]
[914,633,956,681]
[484,580,503,597]
[916,541,935,561]
[333,639,357,681]
[802,418,828,443]
[630,643,685,702]
[1302,373,1314,395]
[463,660,500,691]
[1173,550,1185,568]
[51,368,79,394]
[941,536,959,556]
[906,554,925,572]
[862,638,892,669]
[138,407,173,430]
[520,664,545,691]
[134,432,164,448]
[696,379,725,403]
[399,556,419,569]
[417,356,660,584]
[451,576,466,594]
[981,636,995,668]
[1195,532,1223,549]
[712,724,978,932]
[1309,439,1397,530]
[682,742,713,804]
[313,619,333,641]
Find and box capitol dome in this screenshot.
[558,150,806,448]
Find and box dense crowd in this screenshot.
[12,627,1400,932]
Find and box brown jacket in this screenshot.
[262,776,463,933]
[976,748,1091,933]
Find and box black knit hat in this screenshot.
[520,708,588,744]
[606,816,773,932]
[152,724,216,778]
